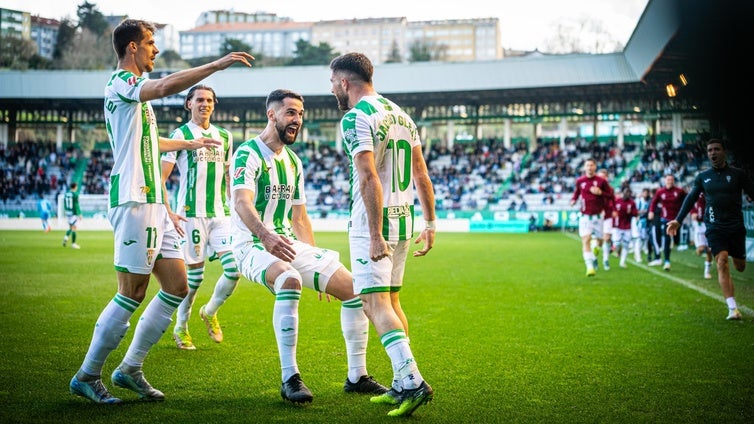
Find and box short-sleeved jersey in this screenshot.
[230,137,306,246]
[38,198,53,215]
[613,197,637,230]
[104,70,164,207]
[571,175,611,216]
[674,164,754,232]
[602,186,616,216]
[340,95,421,241]
[649,185,686,220]
[162,122,232,218]
[64,189,80,216]
[636,194,650,218]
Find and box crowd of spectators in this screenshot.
[0,141,78,206]
[0,136,711,217]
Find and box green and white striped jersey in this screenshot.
[162,121,232,217]
[340,95,420,241]
[104,70,164,207]
[230,137,306,245]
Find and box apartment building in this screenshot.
[311,17,407,64]
[407,18,501,62]
[179,10,501,64]
[30,16,60,59]
[0,7,30,39]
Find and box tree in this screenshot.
[542,17,623,54]
[287,39,338,66]
[77,1,109,37]
[59,27,115,70]
[408,40,432,62]
[218,38,265,66]
[52,2,113,70]
[220,38,252,56]
[53,19,77,61]
[155,49,187,69]
[385,40,403,63]
[0,35,38,69]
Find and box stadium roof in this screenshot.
[0,0,744,125]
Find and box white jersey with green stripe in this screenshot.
[230,137,306,246]
[104,70,164,207]
[340,95,420,241]
[162,121,232,217]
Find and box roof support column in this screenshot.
[503,118,511,149]
[559,117,568,150]
[671,113,683,147]
[617,115,625,149]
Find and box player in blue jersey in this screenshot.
[37,196,53,233]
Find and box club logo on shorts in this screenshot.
[194,245,201,257]
[146,248,155,266]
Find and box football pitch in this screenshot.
[1,230,752,423]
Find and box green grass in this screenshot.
[1,230,753,423]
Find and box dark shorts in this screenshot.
[706,227,746,259]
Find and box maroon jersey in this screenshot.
[602,186,616,217]
[572,175,612,216]
[613,197,638,230]
[691,193,705,222]
[650,186,687,220]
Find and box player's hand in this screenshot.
[214,52,255,69]
[666,220,680,236]
[370,238,392,262]
[262,232,296,262]
[413,228,435,257]
[168,211,187,237]
[191,137,223,149]
[589,186,602,195]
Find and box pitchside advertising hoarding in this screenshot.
[466,208,754,262]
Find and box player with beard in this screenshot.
[667,139,754,320]
[229,89,387,404]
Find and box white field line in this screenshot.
[564,232,753,317]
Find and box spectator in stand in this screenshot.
[648,174,687,271]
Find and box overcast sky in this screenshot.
[3,0,649,51]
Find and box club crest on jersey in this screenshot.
[727,175,732,183]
